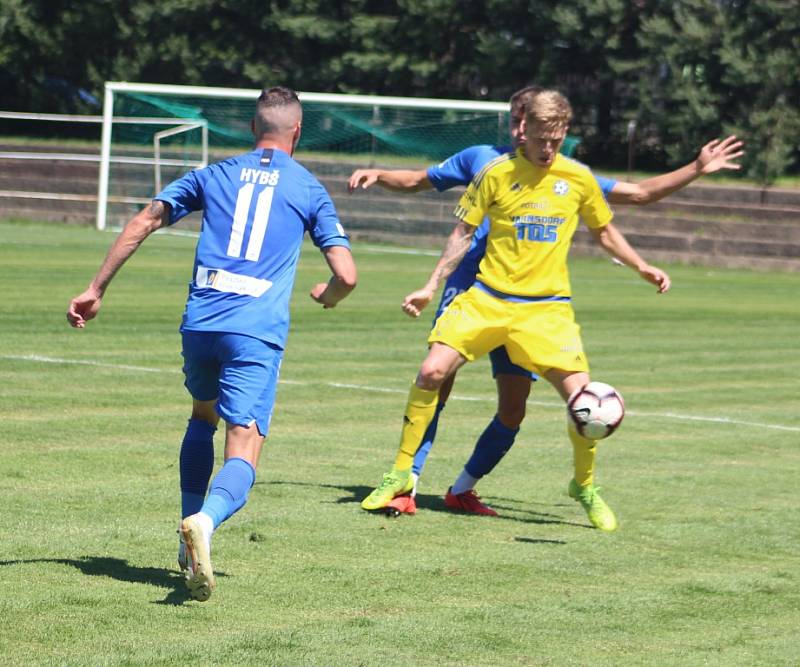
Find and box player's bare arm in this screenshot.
[347,168,433,193]
[402,221,476,318]
[606,135,744,206]
[66,200,169,328]
[589,223,671,294]
[310,245,357,308]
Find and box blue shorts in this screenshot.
[489,346,538,381]
[181,331,283,437]
[433,276,538,382]
[433,272,475,321]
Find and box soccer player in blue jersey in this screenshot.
[67,87,356,600]
[350,86,742,524]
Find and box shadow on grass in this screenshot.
[266,479,590,529]
[514,537,568,545]
[0,556,224,606]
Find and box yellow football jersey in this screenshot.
[454,148,613,297]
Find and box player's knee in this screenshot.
[416,363,449,390]
[191,401,219,426]
[497,402,526,429]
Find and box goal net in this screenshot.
[98,82,580,237]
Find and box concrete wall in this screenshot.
[2,146,799,271]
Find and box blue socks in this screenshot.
[200,457,256,530]
[413,402,446,476]
[179,419,216,519]
[464,415,520,479]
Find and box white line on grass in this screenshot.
[628,410,800,432]
[3,354,172,374]
[330,381,800,432]
[4,353,799,433]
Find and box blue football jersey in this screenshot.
[427,144,617,288]
[156,148,350,349]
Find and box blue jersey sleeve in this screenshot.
[156,169,204,225]
[595,174,617,198]
[426,145,509,192]
[306,179,350,250]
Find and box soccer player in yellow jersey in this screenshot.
[361,89,671,531]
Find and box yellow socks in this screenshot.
[568,423,597,487]
[394,383,439,470]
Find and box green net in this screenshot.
[114,90,581,157]
[105,87,581,226]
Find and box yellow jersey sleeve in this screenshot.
[454,175,492,228]
[578,171,613,229]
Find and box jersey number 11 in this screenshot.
[227,183,275,261]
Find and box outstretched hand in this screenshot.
[401,287,435,318]
[697,135,744,174]
[638,265,671,294]
[67,288,102,328]
[347,169,380,193]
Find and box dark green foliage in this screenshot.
[634,2,732,165]
[635,0,800,184]
[0,0,797,178]
[719,1,800,185]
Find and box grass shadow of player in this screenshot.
[483,498,594,529]
[266,480,590,529]
[0,556,226,606]
[265,479,376,506]
[410,493,591,529]
[513,536,568,545]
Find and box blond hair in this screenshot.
[524,90,572,129]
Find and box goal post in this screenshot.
[97,82,214,230]
[153,122,208,194]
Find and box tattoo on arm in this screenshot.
[429,222,474,289]
[146,199,166,221]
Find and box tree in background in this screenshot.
[634,0,799,184]
[0,0,797,180]
[0,0,116,113]
[718,1,800,186]
[533,0,649,165]
[634,1,732,168]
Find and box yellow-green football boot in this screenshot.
[361,468,415,511]
[568,479,618,532]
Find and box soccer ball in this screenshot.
[567,381,625,440]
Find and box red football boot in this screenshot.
[444,487,498,516]
[384,493,417,517]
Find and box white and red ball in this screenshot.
[567,381,625,440]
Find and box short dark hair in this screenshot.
[254,86,302,135]
[509,85,544,120]
[257,86,300,108]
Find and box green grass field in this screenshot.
[1,220,799,666]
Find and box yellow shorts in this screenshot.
[428,286,589,376]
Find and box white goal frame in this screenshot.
[97,81,507,230]
[0,111,208,220]
[153,122,209,194]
